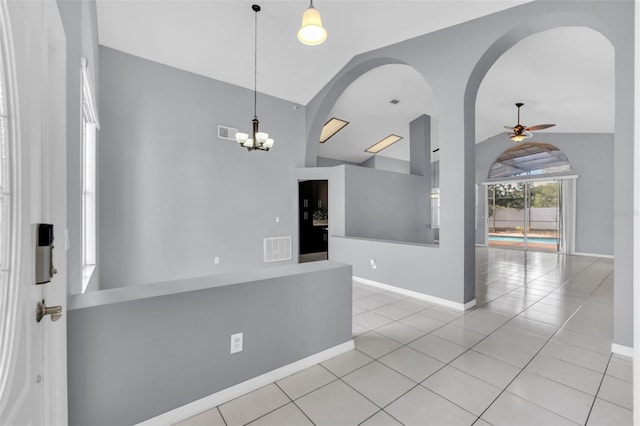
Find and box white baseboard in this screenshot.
[611,343,633,358]
[573,252,614,259]
[353,276,476,311]
[136,340,355,426]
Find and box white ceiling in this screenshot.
[318,64,437,163]
[475,26,615,143]
[96,2,615,164]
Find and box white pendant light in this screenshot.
[297,0,327,46]
[235,4,274,151]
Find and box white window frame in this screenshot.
[81,58,99,292]
[431,187,440,229]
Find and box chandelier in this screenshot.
[235,4,274,151]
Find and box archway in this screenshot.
[465,8,634,350]
[305,60,441,245]
[317,63,438,169]
[305,57,407,167]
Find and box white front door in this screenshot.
[0,0,67,425]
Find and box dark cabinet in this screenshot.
[299,180,328,255]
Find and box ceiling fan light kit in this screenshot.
[298,0,327,45]
[506,102,555,143]
[235,4,274,151]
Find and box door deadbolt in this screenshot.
[36,300,62,323]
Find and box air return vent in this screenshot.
[218,125,239,141]
[264,236,292,263]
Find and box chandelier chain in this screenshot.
[254,7,258,119]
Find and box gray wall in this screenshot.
[317,156,359,167]
[475,133,615,256]
[331,237,461,304]
[57,0,100,293]
[344,165,429,243]
[67,262,353,426]
[319,155,410,174]
[360,155,411,174]
[98,47,306,288]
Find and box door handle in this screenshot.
[36,300,62,323]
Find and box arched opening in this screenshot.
[301,62,441,252]
[470,26,615,256]
[465,4,636,357]
[488,142,572,179]
[317,63,438,172]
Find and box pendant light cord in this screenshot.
[254,7,258,119]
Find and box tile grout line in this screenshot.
[470,263,614,424]
[583,353,614,425]
[203,253,611,426]
[353,255,609,424]
[217,406,228,426]
[237,382,293,426]
[349,268,574,421]
[379,255,606,423]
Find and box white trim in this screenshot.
[482,183,488,246]
[0,0,22,405]
[634,4,640,424]
[80,57,99,129]
[482,173,579,185]
[136,340,354,426]
[573,252,614,259]
[611,343,633,359]
[353,276,476,311]
[475,243,487,247]
[569,179,577,254]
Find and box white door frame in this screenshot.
[0,0,67,424]
[482,175,577,253]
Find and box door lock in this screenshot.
[36,300,62,323]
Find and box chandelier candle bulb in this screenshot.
[235,133,249,145]
[256,132,269,144]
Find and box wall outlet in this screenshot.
[214,256,220,264]
[370,259,377,269]
[275,216,280,223]
[230,332,243,354]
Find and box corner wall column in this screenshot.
[410,114,433,243]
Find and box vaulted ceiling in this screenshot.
[97,1,615,163]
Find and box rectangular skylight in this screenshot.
[365,134,403,154]
[319,117,349,143]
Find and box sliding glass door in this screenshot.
[488,182,526,250]
[526,180,561,252]
[487,180,561,252]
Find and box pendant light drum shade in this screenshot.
[298,2,327,45]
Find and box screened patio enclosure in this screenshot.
[484,142,576,253]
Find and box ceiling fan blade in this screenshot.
[526,123,556,131]
[504,125,514,130]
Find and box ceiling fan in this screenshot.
[505,102,555,142]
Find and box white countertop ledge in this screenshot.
[333,235,439,249]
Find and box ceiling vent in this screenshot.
[218,125,239,141]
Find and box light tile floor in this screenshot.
[176,248,633,425]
